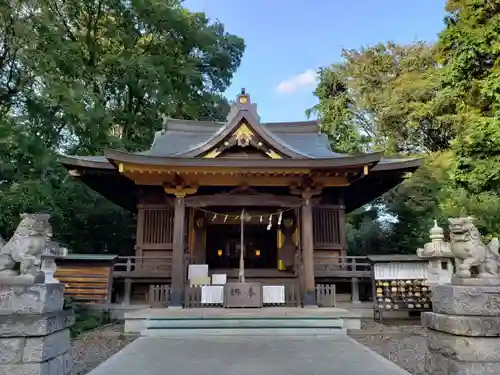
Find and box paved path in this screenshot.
[87,335,411,375]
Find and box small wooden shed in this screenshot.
[55,254,118,304]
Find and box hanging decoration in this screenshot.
[267,214,273,231]
[195,207,294,225]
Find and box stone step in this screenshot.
[147,318,345,329]
[143,327,347,337]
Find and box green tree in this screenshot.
[309,42,453,154]
[0,0,245,255]
[436,0,500,194]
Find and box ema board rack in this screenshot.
[375,279,431,311]
[367,255,432,322]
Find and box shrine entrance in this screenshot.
[205,223,278,270]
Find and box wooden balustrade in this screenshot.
[314,255,371,278]
[114,254,371,280]
[113,256,173,278]
[316,284,336,307]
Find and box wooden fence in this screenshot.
[316,284,336,307]
[149,284,171,307]
[148,283,337,308]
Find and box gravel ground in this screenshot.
[72,320,428,375]
[348,320,427,375]
[72,324,138,375]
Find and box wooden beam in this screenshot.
[126,173,349,187]
[185,194,303,208]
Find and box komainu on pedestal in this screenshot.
[422,217,500,375]
[448,216,500,283]
[0,213,74,375]
[0,213,53,285]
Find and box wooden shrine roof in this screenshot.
[57,89,422,211]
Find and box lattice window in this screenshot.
[313,207,341,248]
[139,208,174,245]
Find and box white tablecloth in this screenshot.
[201,285,224,304]
[263,285,285,304]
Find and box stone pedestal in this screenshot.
[0,284,74,375]
[423,284,500,375]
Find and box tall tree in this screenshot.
[23,0,244,154]
[437,0,500,194]
[308,42,454,154]
[0,0,245,255]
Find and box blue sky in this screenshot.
[184,0,447,123]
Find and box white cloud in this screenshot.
[276,69,317,94]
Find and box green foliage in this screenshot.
[0,0,244,253]
[64,297,112,338]
[313,2,500,255]
[309,42,453,154]
[436,1,500,195]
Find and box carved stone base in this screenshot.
[0,272,45,286]
[451,275,500,286]
[431,284,500,316]
[0,283,73,375]
[0,284,64,315]
[423,312,500,337]
[426,349,500,375]
[423,284,500,375]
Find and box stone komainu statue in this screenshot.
[0,213,52,284]
[449,217,500,279]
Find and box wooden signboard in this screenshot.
[223,282,263,308]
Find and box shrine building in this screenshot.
[58,90,421,307]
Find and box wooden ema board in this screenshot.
[55,265,111,304]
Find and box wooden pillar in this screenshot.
[301,195,317,306]
[123,278,132,305]
[350,258,360,303]
[169,196,186,307]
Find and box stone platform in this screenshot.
[87,335,411,375]
[124,307,363,336]
[423,284,500,375]
[0,284,74,375]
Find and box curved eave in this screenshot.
[104,148,384,170]
[173,110,310,159]
[57,154,115,170]
[343,159,422,212]
[372,158,422,171]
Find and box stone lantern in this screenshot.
[42,240,68,283]
[417,220,454,285]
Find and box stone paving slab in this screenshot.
[125,307,362,319]
[87,335,411,375]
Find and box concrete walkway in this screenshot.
[87,335,411,375]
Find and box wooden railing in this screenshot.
[114,256,173,278]
[149,284,171,307]
[115,255,371,280]
[316,284,336,307]
[181,282,303,308]
[314,256,371,278]
[148,283,338,308]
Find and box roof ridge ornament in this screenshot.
[226,88,260,123]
